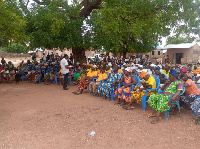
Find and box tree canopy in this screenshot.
[90,0,200,53]
[166,36,196,45]
[0,0,28,47]
[0,0,200,61]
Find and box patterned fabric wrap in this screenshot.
[180,94,199,110]
[98,72,122,97]
[115,75,132,101]
[78,78,90,89]
[89,82,100,94]
[147,81,183,112]
[130,86,154,103]
[191,98,200,117]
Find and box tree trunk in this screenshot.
[72,47,87,64]
[123,51,126,59]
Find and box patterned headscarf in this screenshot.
[169,69,178,77]
[180,67,187,73]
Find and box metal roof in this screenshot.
[163,43,197,49]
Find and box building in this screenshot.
[113,47,166,63]
[164,43,200,64]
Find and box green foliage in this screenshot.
[21,0,89,50]
[166,37,195,45]
[0,43,29,54]
[0,0,28,47]
[15,0,200,55]
[90,0,200,53]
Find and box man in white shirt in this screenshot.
[60,54,70,90]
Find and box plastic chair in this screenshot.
[68,69,75,85]
[21,72,27,82]
[88,77,98,94]
[142,78,160,111]
[165,87,185,120]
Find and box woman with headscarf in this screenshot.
[114,67,137,105]
[180,73,200,110]
[73,66,98,95]
[123,71,156,110]
[98,65,123,99]
[147,69,183,124]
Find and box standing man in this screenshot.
[60,54,70,90]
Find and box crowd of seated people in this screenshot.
[1,54,200,125]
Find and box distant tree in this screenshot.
[0,43,29,54]
[166,37,196,45]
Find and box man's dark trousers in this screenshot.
[63,73,69,89]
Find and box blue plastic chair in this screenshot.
[142,78,160,111]
[165,87,185,120]
[21,72,27,82]
[88,77,98,94]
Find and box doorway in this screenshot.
[176,53,183,64]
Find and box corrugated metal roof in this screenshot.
[163,43,197,49]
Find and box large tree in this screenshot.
[18,0,200,62]
[90,0,200,56]
[0,0,28,47]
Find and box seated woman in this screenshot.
[180,73,200,109]
[153,66,167,84]
[106,66,111,74]
[147,69,183,124]
[89,67,107,95]
[123,71,156,110]
[3,66,10,83]
[191,98,200,124]
[98,65,123,99]
[114,67,137,105]
[73,66,98,95]
[0,64,4,84]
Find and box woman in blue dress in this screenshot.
[98,65,123,99]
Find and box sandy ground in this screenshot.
[0,83,200,149]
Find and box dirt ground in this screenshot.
[0,83,199,149]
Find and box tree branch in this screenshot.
[80,0,102,18]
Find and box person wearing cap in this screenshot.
[123,71,156,110]
[75,62,81,71]
[147,69,183,124]
[114,67,137,105]
[60,54,70,90]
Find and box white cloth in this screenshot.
[60,58,69,74]
[42,55,46,61]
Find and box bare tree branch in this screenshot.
[80,0,102,18]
